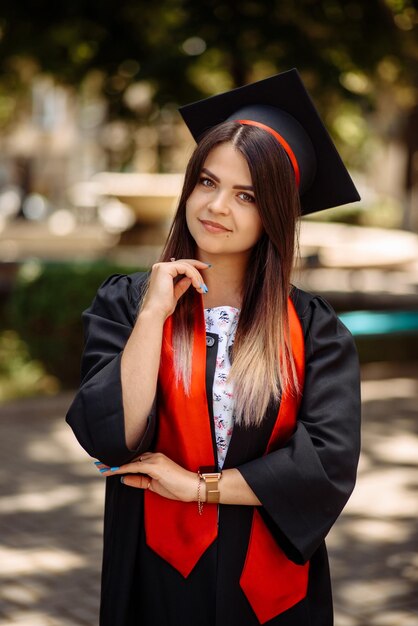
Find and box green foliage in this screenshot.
[0,329,58,401]
[0,0,415,176]
[2,259,417,401]
[7,260,142,388]
[0,0,416,116]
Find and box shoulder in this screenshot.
[289,285,317,322]
[85,271,149,325]
[290,285,354,344]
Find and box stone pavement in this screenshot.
[0,363,417,626]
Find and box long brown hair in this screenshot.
[158,122,301,427]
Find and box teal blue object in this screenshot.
[339,311,418,336]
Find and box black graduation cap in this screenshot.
[179,68,360,215]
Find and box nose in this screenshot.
[207,189,230,214]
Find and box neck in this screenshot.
[199,253,248,309]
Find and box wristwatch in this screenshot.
[198,466,222,503]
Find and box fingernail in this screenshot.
[99,468,109,473]
[120,476,125,485]
[93,461,101,466]
[110,467,120,472]
[200,283,208,293]
[206,263,212,267]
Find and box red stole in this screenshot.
[144,296,309,624]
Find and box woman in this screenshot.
[67,69,361,626]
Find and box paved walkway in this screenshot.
[0,363,417,626]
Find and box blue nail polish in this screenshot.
[206,263,212,267]
[99,468,109,473]
[110,467,120,472]
[201,283,208,293]
[94,461,101,466]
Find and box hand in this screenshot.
[95,452,197,502]
[141,259,210,320]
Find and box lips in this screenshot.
[199,219,232,233]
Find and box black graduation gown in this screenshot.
[66,272,361,626]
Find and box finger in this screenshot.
[169,262,206,292]
[175,259,211,269]
[132,452,155,462]
[100,452,162,475]
[99,461,145,476]
[94,461,113,474]
[173,276,192,301]
[120,474,151,490]
[151,260,208,296]
[93,461,109,471]
[120,475,181,501]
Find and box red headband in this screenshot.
[237,119,301,188]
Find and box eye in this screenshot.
[238,191,256,203]
[199,176,215,188]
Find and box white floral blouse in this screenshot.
[204,306,240,469]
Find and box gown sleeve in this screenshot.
[65,273,156,467]
[237,295,361,564]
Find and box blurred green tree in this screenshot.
[0,0,416,219]
[0,0,415,111]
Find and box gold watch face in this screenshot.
[201,472,221,480]
[199,466,221,480]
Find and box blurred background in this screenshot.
[0,1,417,625]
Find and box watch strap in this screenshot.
[199,469,222,504]
[205,474,221,503]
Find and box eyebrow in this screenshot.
[201,168,254,191]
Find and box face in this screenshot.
[186,143,264,262]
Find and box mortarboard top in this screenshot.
[179,68,360,215]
